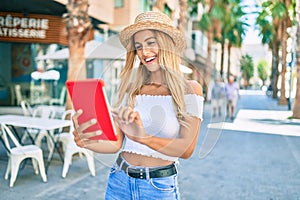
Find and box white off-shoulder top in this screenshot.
[122,94,204,162]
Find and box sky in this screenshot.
[242,0,262,45]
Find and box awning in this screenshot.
[31,70,60,80]
[36,36,126,61]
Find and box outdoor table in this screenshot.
[0,114,72,173]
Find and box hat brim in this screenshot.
[119,21,186,52]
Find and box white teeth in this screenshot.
[145,57,155,62]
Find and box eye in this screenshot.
[135,45,142,50]
[147,41,156,46]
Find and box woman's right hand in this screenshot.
[72,109,103,148]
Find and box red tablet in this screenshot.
[66,79,117,141]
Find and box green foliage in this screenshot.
[198,13,211,31]
[197,0,248,46]
[188,0,202,17]
[240,54,254,80]
[216,0,249,49]
[256,0,289,45]
[256,17,273,44]
[271,2,287,18]
[210,4,225,20]
[257,59,268,82]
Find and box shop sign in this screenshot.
[0,12,68,45]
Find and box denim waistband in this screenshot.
[116,153,177,179]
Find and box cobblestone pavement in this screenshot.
[1,90,300,200]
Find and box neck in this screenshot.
[149,70,164,85]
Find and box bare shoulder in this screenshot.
[186,80,203,96]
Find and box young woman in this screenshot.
[72,11,204,200]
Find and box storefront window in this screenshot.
[11,43,35,83]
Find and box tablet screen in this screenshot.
[66,79,117,141]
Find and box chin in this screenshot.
[144,63,160,72]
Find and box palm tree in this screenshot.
[278,0,294,105]
[225,1,248,79]
[198,0,247,79]
[197,0,223,91]
[240,54,254,88]
[292,0,300,118]
[216,0,231,78]
[63,0,92,110]
[257,59,269,85]
[256,0,289,99]
[178,0,188,34]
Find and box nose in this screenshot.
[141,46,150,56]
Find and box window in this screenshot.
[139,0,149,12]
[192,30,208,57]
[114,0,124,8]
[164,5,172,17]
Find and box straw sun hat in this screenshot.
[119,11,186,52]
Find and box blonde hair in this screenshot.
[114,30,189,123]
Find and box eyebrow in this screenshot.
[134,36,156,45]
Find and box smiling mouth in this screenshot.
[145,56,156,63]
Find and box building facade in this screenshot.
[0,0,115,106]
[0,0,208,106]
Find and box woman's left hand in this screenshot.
[111,106,150,144]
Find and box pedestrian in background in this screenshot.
[225,75,239,120]
[211,76,225,117]
[72,11,204,200]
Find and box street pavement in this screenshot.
[1,89,300,200]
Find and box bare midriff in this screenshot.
[121,151,174,167]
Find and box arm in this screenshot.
[141,113,201,159]
[142,81,202,159]
[72,110,124,154]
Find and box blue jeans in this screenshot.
[105,163,181,200]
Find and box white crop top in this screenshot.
[122,94,204,162]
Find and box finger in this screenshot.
[128,111,138,123]
[79,130,103,140]
[111,111,119,120]
[73,130,102,148]
[73,132,85,147]
[122,107,133,123]
[75,140,85,148]
[129,112,143,126]
[72,109,83,129]
[77,118,97,133]
[111,107,119,115]
[72,129,79,138]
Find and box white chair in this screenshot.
[20,100,33,116]
[0,124,47,187]
[62,141,95,178]
[30,84,51,105]
[32,106,56,119]
[14,84,23,105]
[53,109,95,178]
[33,106,56,150]
[14,84,29,105]
[49,86,66,106]
[20,101,34,144]
[23,106,56,153]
